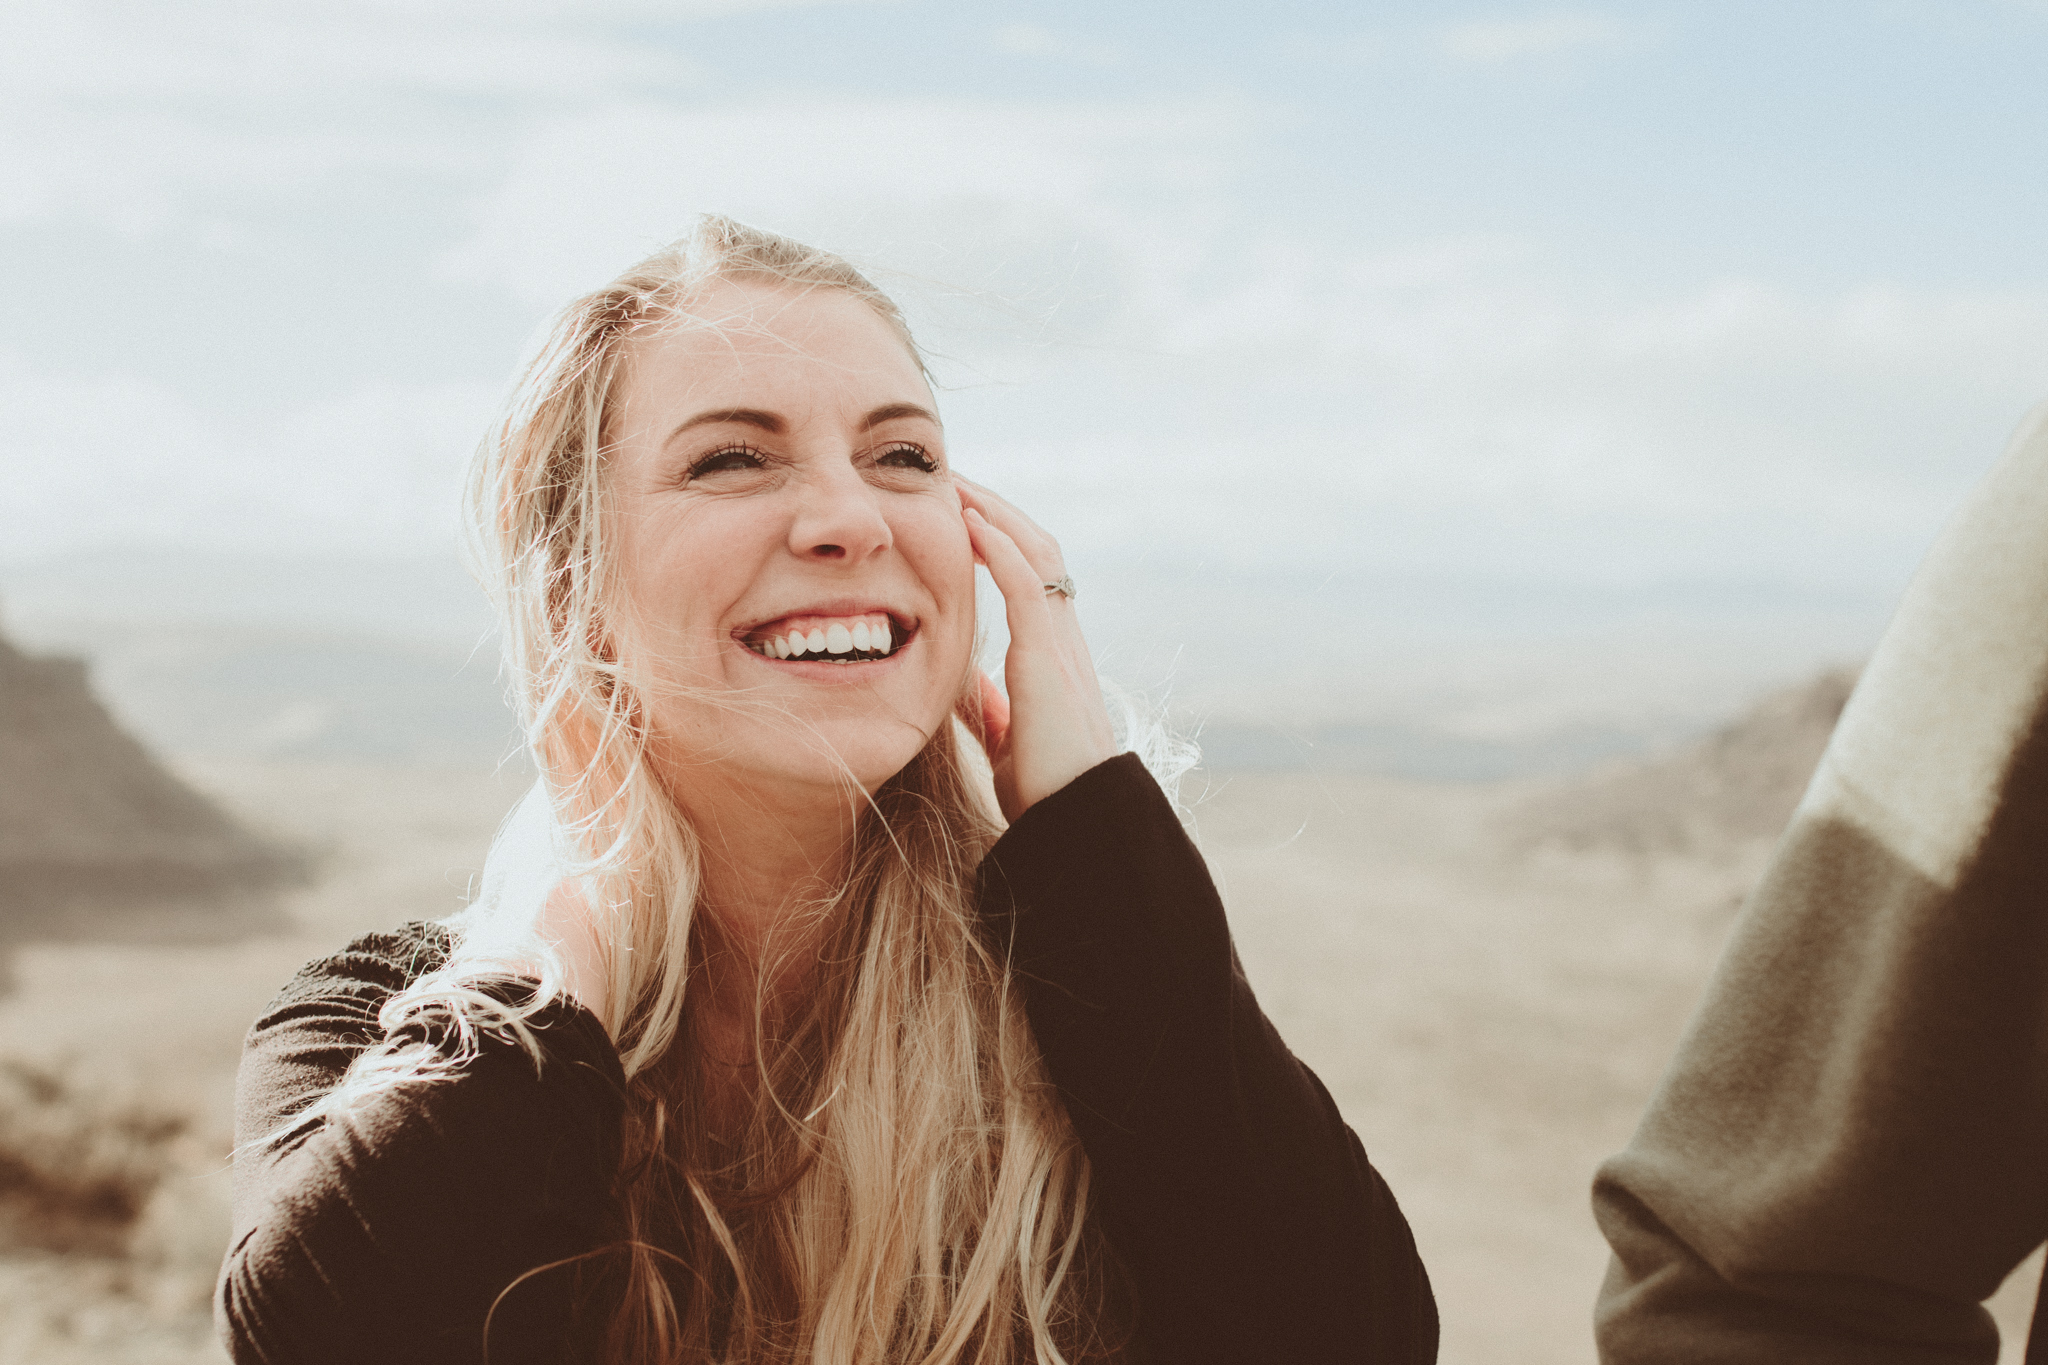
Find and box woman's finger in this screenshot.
[954,478,1116,819]
[963,507,1057,650]
[956,479,1064,581]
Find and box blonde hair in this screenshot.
[324,217,1137,1362]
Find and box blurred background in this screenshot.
[3,2,2047,1361]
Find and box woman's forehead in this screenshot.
[620,282,929,418]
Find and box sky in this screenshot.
[5,0,2048,737]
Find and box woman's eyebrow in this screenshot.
[668,408,784,441]
[861,403,941,430]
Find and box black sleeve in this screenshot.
[215,924,628,1365]
[980,754,1438,1365]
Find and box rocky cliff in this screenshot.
[0,631,300,917]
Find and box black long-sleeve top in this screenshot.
[217,754,1437,1363]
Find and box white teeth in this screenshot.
[757,617,898,660]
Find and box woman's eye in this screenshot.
[876,444,938,473]
[685,446,766,480]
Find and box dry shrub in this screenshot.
[0,1056,188,1256]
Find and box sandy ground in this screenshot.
[2,758,2041,1362]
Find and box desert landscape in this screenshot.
[12,0,2048,1353]
[2,640,2041,1364]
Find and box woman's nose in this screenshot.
[788,462,893,562]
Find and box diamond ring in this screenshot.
[1042,576,1077,600]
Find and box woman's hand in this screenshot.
[955,477,1118,822]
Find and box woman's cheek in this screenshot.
[905,496,975,577]
[892,503,974,659]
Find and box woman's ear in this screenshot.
[543,701,606,790]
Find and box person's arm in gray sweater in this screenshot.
[1593,404,2048,1364]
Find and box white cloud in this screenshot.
[0,1,703,103]
[1,355,499,556]
[1440,12,1645,63]
[433,96,1253,307]
[345,0,884,15]
[11,58,2045,597]
[995,23,1062,56]
[993,23,1121,66]
[0,0,900,233]
[6,9,2043,618]
[935,243,2048,590]
[0,107,504,233]
[0,9,672,234]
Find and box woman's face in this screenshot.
[604,279,974,805]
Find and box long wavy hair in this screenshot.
[315,217,1160,1363]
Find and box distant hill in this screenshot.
[0,631,303,927]
[2,547,1897,780]
[1195,716,1669,782]
[47,626,521,764]
[1502,668,1858,858]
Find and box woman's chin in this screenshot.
[655,724,930,804]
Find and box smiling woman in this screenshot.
[212,217,1436,1365]
[603,280,982,811]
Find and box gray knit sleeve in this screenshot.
[1593,404,2048,1363]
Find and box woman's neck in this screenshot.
[674,767,862,1017]
[670,784,858,1146]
